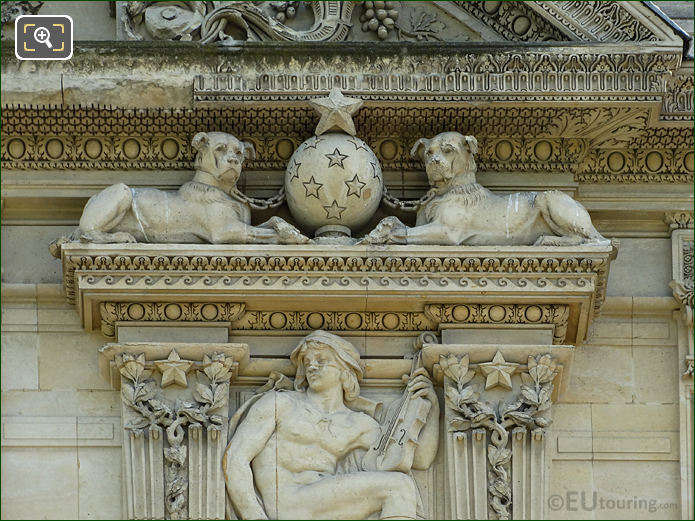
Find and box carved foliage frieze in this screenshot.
[662,74,695,121]
[452,1,570,42]
[196,51,678,102]
[3,105,692,182]
[62,247,613,308]
[99,303,573,342]
[557,1,659,42]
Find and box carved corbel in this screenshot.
[424,303,570,344]
[98,302,246,339]
[671,279,694,377]
[421,345,570,520]
[666,211,694,378]
[99,342,249,520]
[664,211,694,232]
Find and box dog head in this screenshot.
[410,132,478,190]
[191,132,256,189]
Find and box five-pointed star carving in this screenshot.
[302,176,323,199]
[323,199,347,220]
[370,161,380,179]
[303,136,325,150]
[346,136,369,152]
[309,87,364,136]
[325,148,349,169]
[344,174,366,198]
[288,159,302,181]
[478,351,519,391]
[155,350,193,388]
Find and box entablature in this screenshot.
[60,242,617,347]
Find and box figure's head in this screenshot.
[191,131,256,189]
[410,132,478,189]
[290,330,362,401]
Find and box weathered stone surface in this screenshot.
[1,2,692,519]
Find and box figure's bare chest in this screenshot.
[278,402,368,455]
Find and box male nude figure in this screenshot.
[223,331,439,520]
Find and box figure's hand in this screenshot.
[406,368,437,405]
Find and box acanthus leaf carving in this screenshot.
[670,279,694,328]
[665,211,694,232]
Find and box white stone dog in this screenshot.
[362,131,609,246]
[50,131,310,256]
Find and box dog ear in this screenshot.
[461,135,478,156]
[241,141,256,162]
[191,132,209,152]
[410,138,430,161]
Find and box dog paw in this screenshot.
[358,217,408,245]
[112,232,138,243]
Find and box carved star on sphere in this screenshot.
[478,351,519,391]
[323,199,347,220]
[370,161,380,179]
[309,87,364,136]
[347,136,369,152]
[289,159,302,181]
[303,136,325,150]
[155,350,193,388]
[325,148,349,169]
[302,176,323,199]
[344,174,366,198]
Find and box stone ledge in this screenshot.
[60,242,617,346]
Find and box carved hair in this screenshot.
[291,331,362,401]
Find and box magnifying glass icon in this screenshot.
[33,26,53,48]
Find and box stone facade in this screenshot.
[1,1,693,519]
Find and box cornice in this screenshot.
[60,242,617,346]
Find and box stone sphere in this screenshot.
[285,132,383,235]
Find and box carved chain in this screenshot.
[381,186,437,212]
[230,186,286,210]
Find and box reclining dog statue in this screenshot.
[50,131,310,257]
[362,131,609,247]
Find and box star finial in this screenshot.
[155,350,193,388]
[309,87,363,136]
[478,351,519,390]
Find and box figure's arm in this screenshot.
[223,392,277,520]
[407,369,440,470]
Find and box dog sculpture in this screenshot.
[49,132,310,257]
[362,131,609,246]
